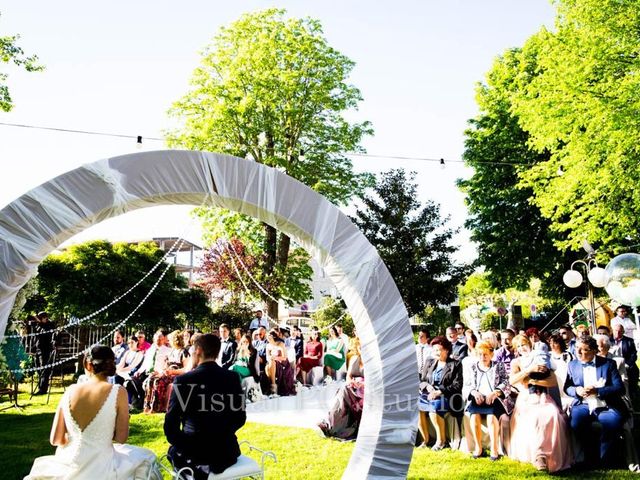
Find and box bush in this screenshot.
[210,302,254,331]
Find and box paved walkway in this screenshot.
[246,381,343,429]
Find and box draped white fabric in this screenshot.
[0,150,418,478]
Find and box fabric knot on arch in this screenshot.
[0,150,418,479]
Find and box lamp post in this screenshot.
[563,256,607,333]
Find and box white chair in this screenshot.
[158,441,276,480]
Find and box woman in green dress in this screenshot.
[230,333,254,379]
[324,326,346,379]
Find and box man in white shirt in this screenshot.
[611,305,637,340]
[249,310,270,331]
[415,328,431,373]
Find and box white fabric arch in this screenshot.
[0,150,418,478]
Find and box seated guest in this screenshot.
[417,336,463,450]
[218,324,237,370]
[508,335,573,472]
[127,329,171,409]
[416,327,432,373]
[265,329,295,396]
[25,346,156,479]
[232,327,244,346]
[548,333,574,410]
[558,325,577,357]
[115,335,144,385]
[229,333,257,380]
[597,325,611,337]
[526,327,549,353]
[462,340,512,461]
[111,329,128,365]
[299,329,324,385]
[611,305,636,339]
[447,327,468,361]
[164,334,246,479]
[481,331,500,351]
[182,329,194,350]
[595,333,629,393]
[136,329,152,353]
[493,329,516,375]
[291,325,304,363]
[461,331,478,374]
[565,336,628,467]
[143,330,189,414]
[610,323,639,398]
[317,337,365,440]
[323,326,346,379]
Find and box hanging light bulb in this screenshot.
[136,136,143,149]
[299,149,305,161]
[440,158,445,169]
[557,165,564,176]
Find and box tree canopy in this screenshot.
[458,47,572,298]
[168,9,372,317]
[512,0,640,253]
[26,240,211,330]
[460,0,638,297]
[352,169,469,317]
[1,12,43,111]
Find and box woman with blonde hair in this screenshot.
[143,330,190,413]
[508,334,572,472]
[462,340,512,461]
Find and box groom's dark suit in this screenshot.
[164,361,246,477]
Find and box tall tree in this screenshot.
[458,47,571,298]
[1,12,43,111]
[512,0,640,253]
[168,9,373,318]
[352,169,469,317]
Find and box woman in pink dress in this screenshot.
[508,334,573,472]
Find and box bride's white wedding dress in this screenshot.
[25,384,159,480]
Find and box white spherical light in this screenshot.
[563,270,583,289]
[587,266,607,288]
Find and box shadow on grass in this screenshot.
[0,411,55,480]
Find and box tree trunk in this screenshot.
[263,223,278,322]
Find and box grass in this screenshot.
[1,382,637,480]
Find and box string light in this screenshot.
[224,240,343,314]
[0,121,534,167]
[2,259,174,374]
[1,236,187,340]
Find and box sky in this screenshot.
[0,1,556,262]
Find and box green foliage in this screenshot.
[168,8,373,204]
[210,301,255,331]
[509,0,640,253]
[0,12,44,112]
[352,169,470,317]
[458,47,568,297]
[169,9,373,317]
[415,306,454,336]
[310,297,354,337]
[31,240,210,331]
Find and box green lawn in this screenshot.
[1,384,636,480]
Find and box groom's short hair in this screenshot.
[194,333,221,359]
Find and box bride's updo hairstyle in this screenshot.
[85,345,116,376]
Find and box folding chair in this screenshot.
[157,441,276,480]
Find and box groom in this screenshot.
[164,333,246,478]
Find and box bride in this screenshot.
[25,345,159,480]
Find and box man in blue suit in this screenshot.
[565,336,627,467]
